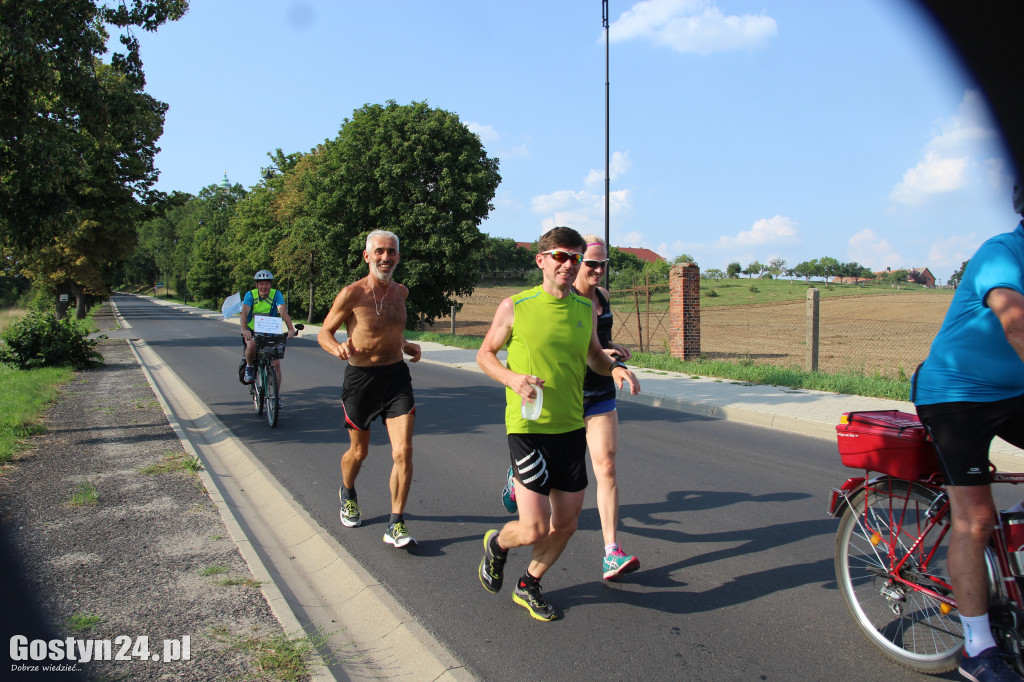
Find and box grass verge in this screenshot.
[210,625,334,681]
[402,330,911,400]
[0,364,74,464]
[140,450,203,476]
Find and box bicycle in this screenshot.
[827,409,1024,674]
[237,324,303,428]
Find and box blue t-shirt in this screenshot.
[913,222,1024,405]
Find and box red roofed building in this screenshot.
[514,242,665,263]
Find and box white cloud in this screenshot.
[465,123,530,159]
[584,151,633,189]
[532,188,631,235]
[847,229,902,271]
[466,122,499,144]
[889,90,1000,206]
[609,0,777,55]
[714,215,799,249]
[889,151,969,205]
[619,231,647,248]
[928,233,980,270]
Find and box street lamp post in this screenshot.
[602,0,611,289]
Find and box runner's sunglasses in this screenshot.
[540,249,584,265]
[583,258,609,269]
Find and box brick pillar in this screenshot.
[669,263,700,360]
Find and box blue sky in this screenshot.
[130,0,1018,283]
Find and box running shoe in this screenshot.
[501,465,517,514]
[383,522,414,548]
[513,579,556,621]
[339,489,361,528]
[478,529,507,593]
[237,359,248,384]
[959,646,1022,682]
[243,366,255,383]
[602,549,640,581]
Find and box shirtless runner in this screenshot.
[318,229,422,548]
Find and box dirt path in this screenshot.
[0,325,304,679]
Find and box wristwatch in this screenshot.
[609,360,627,372]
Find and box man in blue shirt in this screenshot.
[914,185,1024,681]
[240,269,297,388]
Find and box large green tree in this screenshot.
[303,101,501,325]
[1,0,187,313]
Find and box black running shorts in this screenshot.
[917,392,1024,486]
[341,362,415,431]
[507,428,588,495]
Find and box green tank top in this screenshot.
[246,288,279,330]
[504,286,593,434]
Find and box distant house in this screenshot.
[870,267,937,288]
[514,242,665,263]
[909,267,936,287]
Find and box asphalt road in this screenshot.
[113,294,952,681]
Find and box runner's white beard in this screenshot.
[370,263,394,283]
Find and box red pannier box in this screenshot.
[836,410,940,480]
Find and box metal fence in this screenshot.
[608,286,940,377]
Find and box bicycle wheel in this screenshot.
[265,365,279,428]
[835,478,963,673]
[252,363,265,415]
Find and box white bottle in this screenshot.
[521,385,544,420]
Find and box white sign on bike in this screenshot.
[253,315,282,334]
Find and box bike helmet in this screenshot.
[1014,182,1024,216]
[254,269,274,282]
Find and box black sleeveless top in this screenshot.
[579,287,616,402]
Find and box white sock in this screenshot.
[962,614,998,657]
[605,543,619,556]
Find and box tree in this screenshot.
[818,256,841,282]
[671,253,698,267]
[726,261,742,278]
[608,248,647,289]
[301,101,500,326]
[1,0,188,314]
[475,236,534,279]
[767,257,787,279]
[703,268,725,281]
[792,259,820,283]
[949,260,969,288]
[743,260,763,278]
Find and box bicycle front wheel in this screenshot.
[835,478,962,673]
[252,364,265,415]
[265,366,279,428]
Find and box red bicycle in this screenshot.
[828,410,1024,674]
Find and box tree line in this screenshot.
[2,2,503,326]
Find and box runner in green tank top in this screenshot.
[475,226,640,621]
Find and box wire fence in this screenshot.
[607,286,940,377]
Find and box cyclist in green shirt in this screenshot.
[240,269,296,391]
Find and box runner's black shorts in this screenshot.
[917,392,1024,486]
[507,428,588,495]
[341,362,415,431]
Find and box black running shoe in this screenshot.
[478,529,507,593]
[513,579,556,621]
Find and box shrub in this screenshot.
[0,311,103,370]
